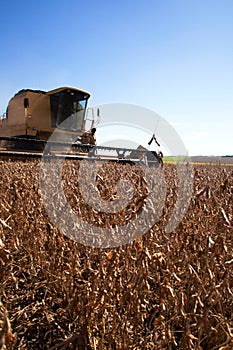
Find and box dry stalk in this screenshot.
[0,160,232,349]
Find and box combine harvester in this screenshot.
[0,87,163,166]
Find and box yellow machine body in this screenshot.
[0,87,91,140]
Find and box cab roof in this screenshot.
[13,86,91,99]
[46,86,91,99]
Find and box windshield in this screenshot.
[50,90,88,131]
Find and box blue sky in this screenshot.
[0,0,232,155]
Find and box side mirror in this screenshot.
[96,108,101,125]
[84,107,101,130]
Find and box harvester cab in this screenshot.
[0,87,100,141]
